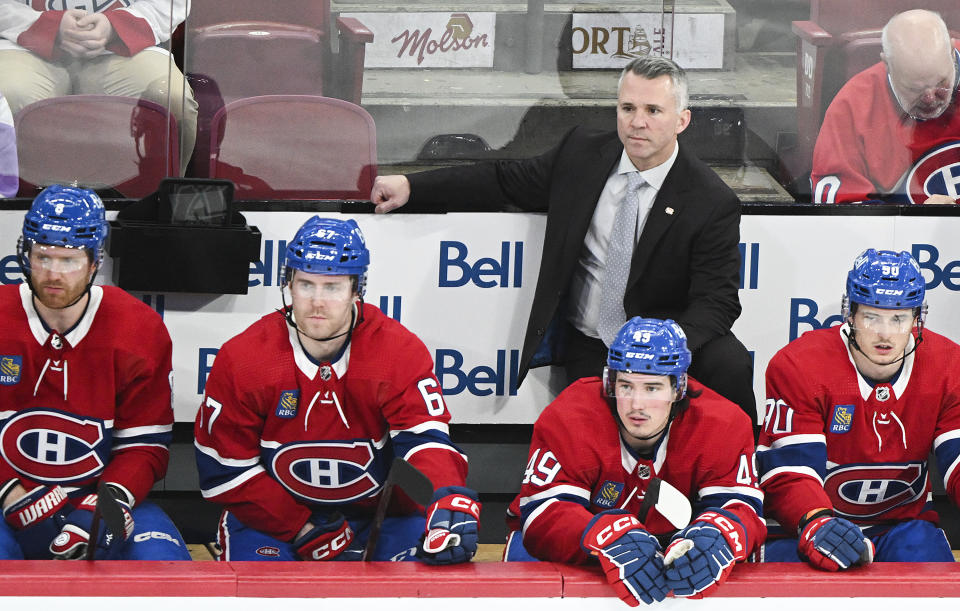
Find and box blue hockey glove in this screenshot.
[417,486,481,565]
[50,492,134,559]
[664,510,747,598]
[294,513,363,561]
[798,511,874,571]
[581,510,668,607]
[2,485,73,559]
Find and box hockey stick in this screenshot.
[362,457,434,560]
[637,477,692,531]
[84,483,127,561]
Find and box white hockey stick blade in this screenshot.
[638,477,692,531]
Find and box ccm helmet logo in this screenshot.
[875,289,904,296]
[595,515,641,546]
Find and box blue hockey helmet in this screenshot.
[282,216,370,296]
[842,249,926,318]
[604,317,692,399]
[18,185,108,273]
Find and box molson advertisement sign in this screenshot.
[343,12,495,68]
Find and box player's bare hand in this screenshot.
[922,194,958,204]
[370,175,410,214]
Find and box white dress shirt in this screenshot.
[567,142,679,339]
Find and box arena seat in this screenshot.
[14,95,178,198]
[786,1,960,188]
[208,95,377,200]
[183,0,372,177]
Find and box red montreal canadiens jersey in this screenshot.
[0,284,174,504]
[758,325,960,533]
[811,44,960,204]
[194,304,468,541]
[1,1,184,58]
[506,378,765,564]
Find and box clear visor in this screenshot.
[853,310,916,334]
[603,367,676,401]
[289,275,355,302]
[27,243,91,273]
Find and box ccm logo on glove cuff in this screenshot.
[696,511,746,560]
[433,495,481,519]
[585,514,643,549]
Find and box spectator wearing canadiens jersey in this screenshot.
[194,216,479,563]
[505,317,764,606]
[811,10,960,204]
[757,249,960,567]
[0,0,198,175]
[0,185,189,560]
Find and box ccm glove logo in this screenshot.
[589,514,642,549]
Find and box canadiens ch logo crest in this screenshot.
[904,142,960,204]
[593,481,625,508]
[875,386,891,402]
[275,391,299,418]
[0,408,107,483]
[830,404,854,434]
[0,356,22,385]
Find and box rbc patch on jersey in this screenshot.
[830,404,855,434]
[593,481,624,508]
[0,356,22,385]
[275,391,300,418]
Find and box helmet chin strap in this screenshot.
[843,323,923,371]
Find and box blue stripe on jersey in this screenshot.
[698,492,762,518]
[934,434,960,489]
[195,445,260,495]
[520,492,591,525]
[112,429,172,450]
[392,428,464,461]
[757,440,827,480]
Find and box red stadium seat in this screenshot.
[14,95,178,198]
[184,0,372,177]
[208,95,377,200]
[786,1,960,190]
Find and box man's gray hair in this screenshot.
[618,56,689,113]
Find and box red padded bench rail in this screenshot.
[0,562,959,598]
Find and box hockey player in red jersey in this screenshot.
[505,317,764,606]
[758,249,960,567]
[0,185,189,560]
[194,216,479,562]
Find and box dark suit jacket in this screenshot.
[409,126,742,385]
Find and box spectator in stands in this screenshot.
[194,216,480,563]
[504,317,764,605]
[371,56,757,435]
[0,185,190,560]
[0,90,15,197]
[757,249,960,567]
[812,9,960,204]
[0,0,197,176]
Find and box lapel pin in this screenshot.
[665,207,674,215]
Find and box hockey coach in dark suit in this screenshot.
[371,56,756,430]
